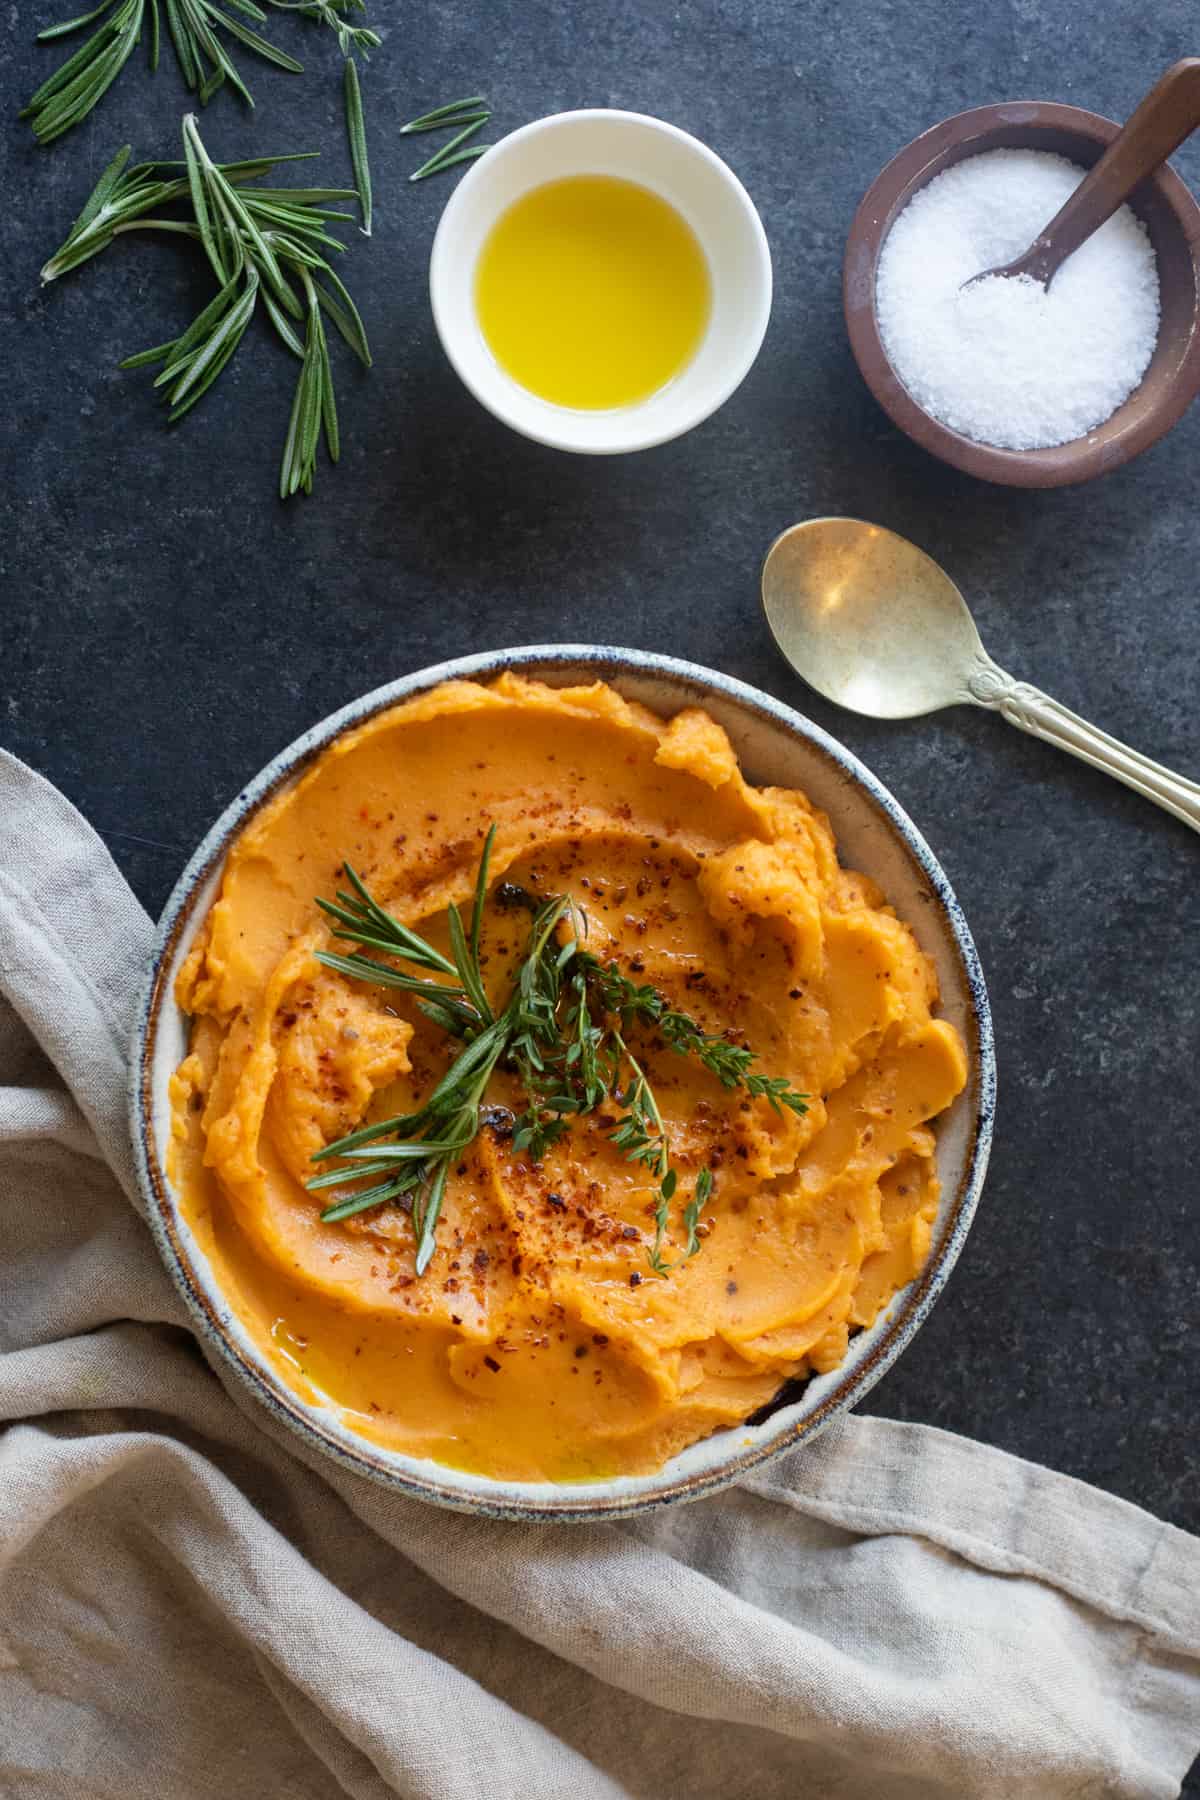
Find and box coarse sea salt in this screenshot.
[875,149,1161,450]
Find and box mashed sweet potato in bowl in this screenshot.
[132,648,994,1519]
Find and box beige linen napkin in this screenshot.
[1,745,1198,1800]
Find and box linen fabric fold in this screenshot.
[1,746,1197,1800]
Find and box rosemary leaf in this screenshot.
[38,0,119,39]
[413,1161,449,1275]
[343,57,372,236]
[183,119,231,283]
[206,2,304,71]
[69,140,132,233]
[313,267,371,365]
[118,339,176,369]
[408,115,489,183]
[137,266,240,372]
[414,144,487,177]
[400,94,487,132]
[166,267,259,408]
[262,285,307,356]
[319,1179,411,1224]
[163,0,198,85]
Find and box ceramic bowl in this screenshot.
[130,647,995,1520]
[429,110,772,453]
[844,102,1200,487]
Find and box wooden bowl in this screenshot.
[844,102,1200,487]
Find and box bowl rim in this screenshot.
[428,108,773,455]
[843,100,1200,487]
[129,645,996,1520]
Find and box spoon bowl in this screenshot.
[762,517,1200,835]
[762,518,983,718]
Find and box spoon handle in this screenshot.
[1023,59,1200,285]
[965,656,1200,834]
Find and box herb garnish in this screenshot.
[401,95,493,182]
[40,117,371,496]
[307,830,808,1277]
[22,0,379,146]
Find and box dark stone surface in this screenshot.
[2,1,1197,1775]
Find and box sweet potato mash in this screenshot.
[168,674,966,1481]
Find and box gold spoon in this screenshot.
[761,517,1200,834]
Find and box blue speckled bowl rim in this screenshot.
[129,645,996,1521]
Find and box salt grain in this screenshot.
[875,149,1160,450]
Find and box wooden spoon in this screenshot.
[965,58,1200,288]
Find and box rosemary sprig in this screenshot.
[306,833,807,1278]
[40,116,371,497]
[23,0,378,144]
[314,831,497,1034]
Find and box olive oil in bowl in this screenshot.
[474,175,712,410]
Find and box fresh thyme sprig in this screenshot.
[40,116,371,496]
[306,832,807,1278]
[22,0,378,145]
[585,956,810,1116]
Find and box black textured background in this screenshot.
[3,0,1198,1755]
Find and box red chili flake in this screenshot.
[591,1333,609,1347]
[726,1280,738,1295]
[450,1313,462,1325]
[473,1247,490,1270]
[483,1356,501,1373]
[574,1344,588,1359]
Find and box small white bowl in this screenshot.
[429,109,773,454]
